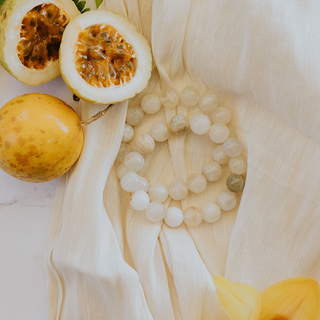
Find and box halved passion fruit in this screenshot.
[0,0,80,85]
[59,10,152,104]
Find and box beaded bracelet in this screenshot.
[115,86,247,228]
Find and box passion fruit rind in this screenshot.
[60,10,152,104]
[0,0,79,86]
[0,0,18,73]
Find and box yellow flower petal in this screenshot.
[212,275,261,320]
[260,277,320,320]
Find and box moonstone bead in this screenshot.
[180,86,200,107]
[223,138,243,157]
[164,207,184,227]
[202,203,221,223]
[229,154,247,174]
[212,145,229,165]
[217,191,237,211]
[190,115,211,135]
[141,93,161,114]
[184,206,202,227]
[134,134,155,155]
[116,163,130,180]
[202,161,222,181]
[150,121,170,142]
[187,173,207,193]
[209,123,229,143]
[122,124,134,143]
[130,190,150,211]
[199,93,219,112]
[116,143,131,163]
[160,87,180,108]
[148,183,168,203]
[120,172,140,192]
[170,114,190,135]
[168,180,188,200]
[146,202,166,222]
[227,174,245,193]
[126,105,145,126]
[139,177,149,192]
[124,152,144,172]
[210,107,231,125]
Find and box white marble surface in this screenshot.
[0,203,51,320]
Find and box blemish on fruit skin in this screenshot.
[16,100,24,104]
[4,141,11,148]
[13,125,22,133]
[17,137,27,146]
[11,117,16,122]
[13,147,36,166]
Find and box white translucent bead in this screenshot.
[141,93,161,114]
[139,177,149,192]
[210,107,231,125]
[223,138,243,157]
[130,190,150,211]
[202,203,221,223]
[120,172,140,192]
[145,202,166,222]
[187,173,207,193]
[184,206,202,227]
[180,86,200,107]
[168,180,188,200]
[160,87,180,108]
[212,145,229,165]
[134,134,155,155]
[116,163,130,180]
[116,143,131,163]
[209,123,229,143]
[124,152,144,172]
[202,161,222,181]
[126,105,145,126]
[217,191,237,211]
[122,124,134,143]
[229,154,247,174]
[148,183,168,203]
[190,115,211,135]
[170,114,189,135]
[150,121,170,142]
[164,207,184,227]
[199,93,219,112]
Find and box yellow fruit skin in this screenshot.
[0,93,83,183]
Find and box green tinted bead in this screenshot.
[226,174,245,193]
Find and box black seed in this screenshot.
[73,94,80,101]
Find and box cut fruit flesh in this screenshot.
[60,10,152,104]
[0,0,80,85]
[17,3,68,69]
[76,24,136,87]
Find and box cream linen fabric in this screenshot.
[45,0,320,319]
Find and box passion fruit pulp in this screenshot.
[0,0,79,85]
[0,93,83,183]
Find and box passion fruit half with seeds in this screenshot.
[0,0,80,85]
[59,10,152,104]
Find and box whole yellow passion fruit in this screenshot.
[0,93,84,183]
